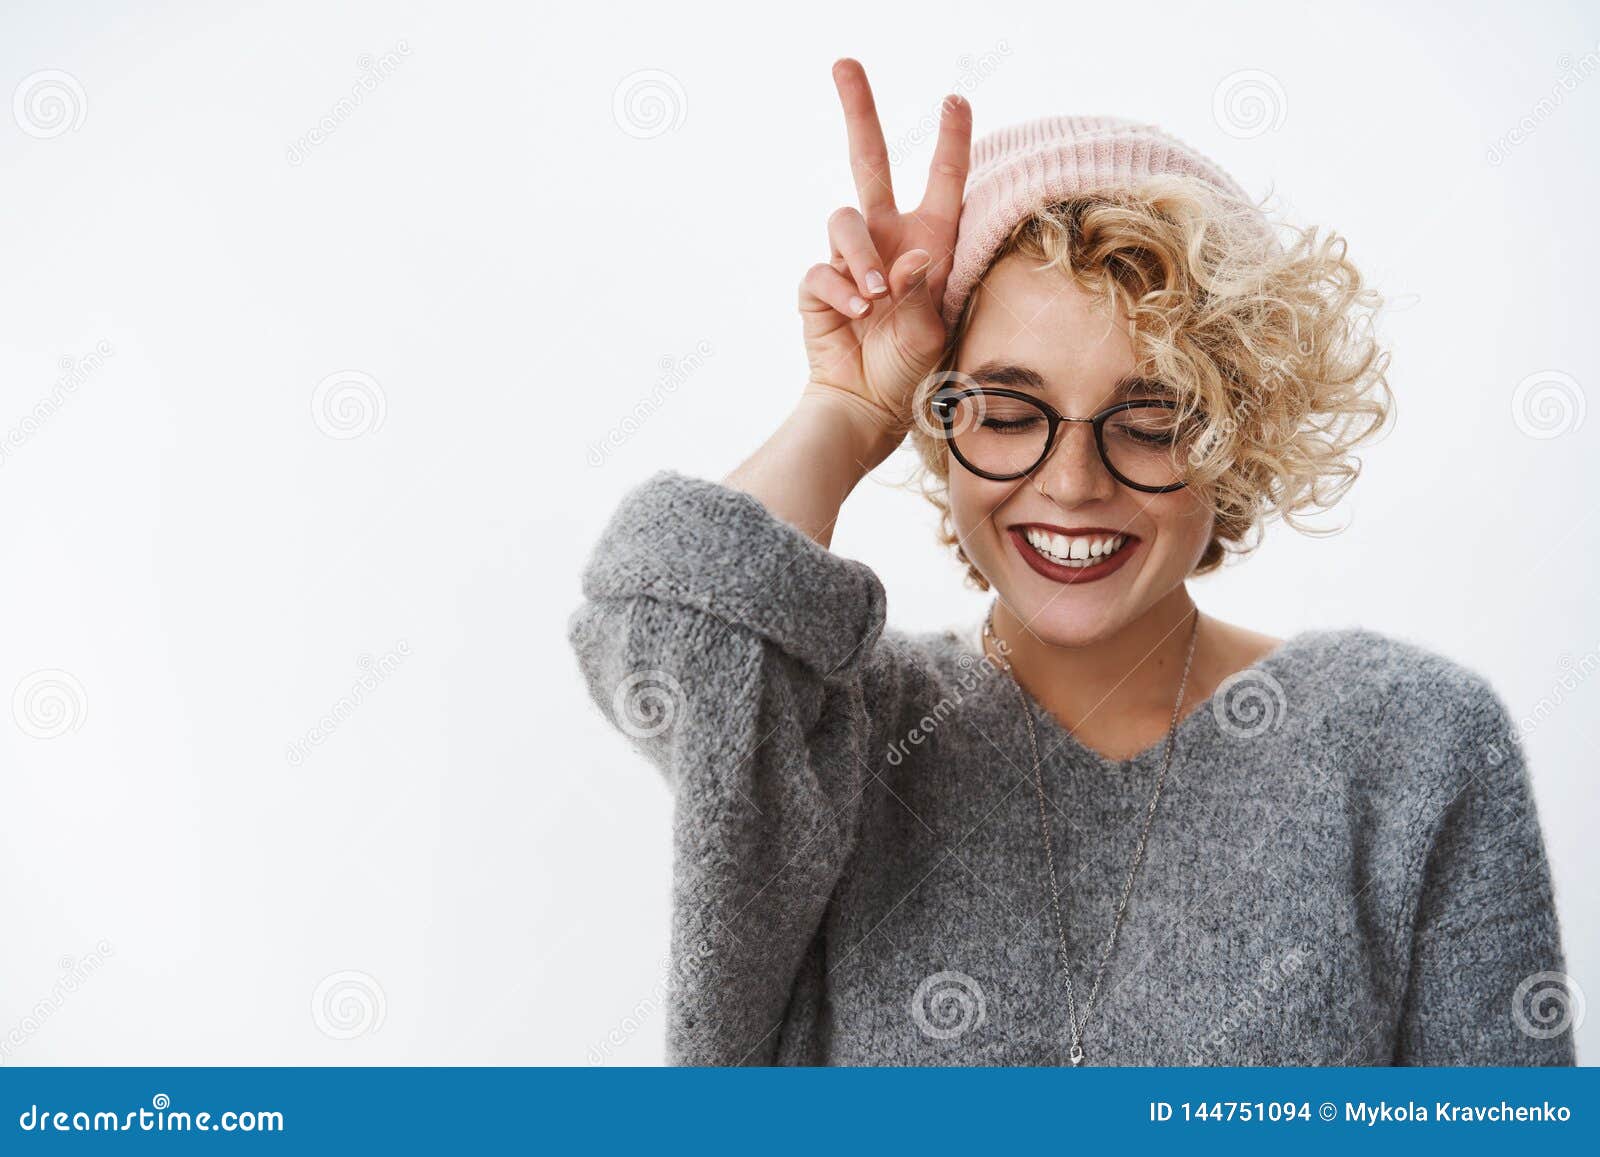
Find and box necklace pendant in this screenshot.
[1069,1044,1084,1066]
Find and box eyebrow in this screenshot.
[965,360,1174,399]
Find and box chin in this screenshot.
[1002,587,1131,647]
[979,548,1143,647]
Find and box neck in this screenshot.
[989,588,1202,743]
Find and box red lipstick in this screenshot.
[1008,525,1140,586]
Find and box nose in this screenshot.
[1033,419,1118,504]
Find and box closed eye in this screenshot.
[982,416,1045,433]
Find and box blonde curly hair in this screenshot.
[909,173,1394,587]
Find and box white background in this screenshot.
[1,0,1594,1066]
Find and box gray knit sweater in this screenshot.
[567,470,1575,1067]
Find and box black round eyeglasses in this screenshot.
[928,386,1193,494]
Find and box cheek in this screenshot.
[946,468,1017,569]
[1151,490,1215,567]
[946,468,975,529]
[946,469,1000,537]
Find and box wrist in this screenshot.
[794,388,907,474]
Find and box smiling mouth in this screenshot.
[1008,524,1140,583]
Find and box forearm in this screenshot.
[568,468,895,1064]
[723,393,902,549]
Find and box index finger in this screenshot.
[831,58,896,221]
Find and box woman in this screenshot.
[568,60,1574,1066]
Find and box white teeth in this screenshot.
[1022,528,1129,568]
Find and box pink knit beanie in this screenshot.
[941,114,1265,329]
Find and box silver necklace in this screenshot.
[982,602,1201,1067]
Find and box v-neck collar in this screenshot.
[957,622,1316,773]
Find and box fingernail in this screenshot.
[865,270,887,295]
[849,296,870,315]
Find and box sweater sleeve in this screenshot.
[1393,677,1576,1065]
[566,469,892,1065]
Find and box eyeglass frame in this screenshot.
[928,386,1191,494]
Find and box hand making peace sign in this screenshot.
[799,59,972,447]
